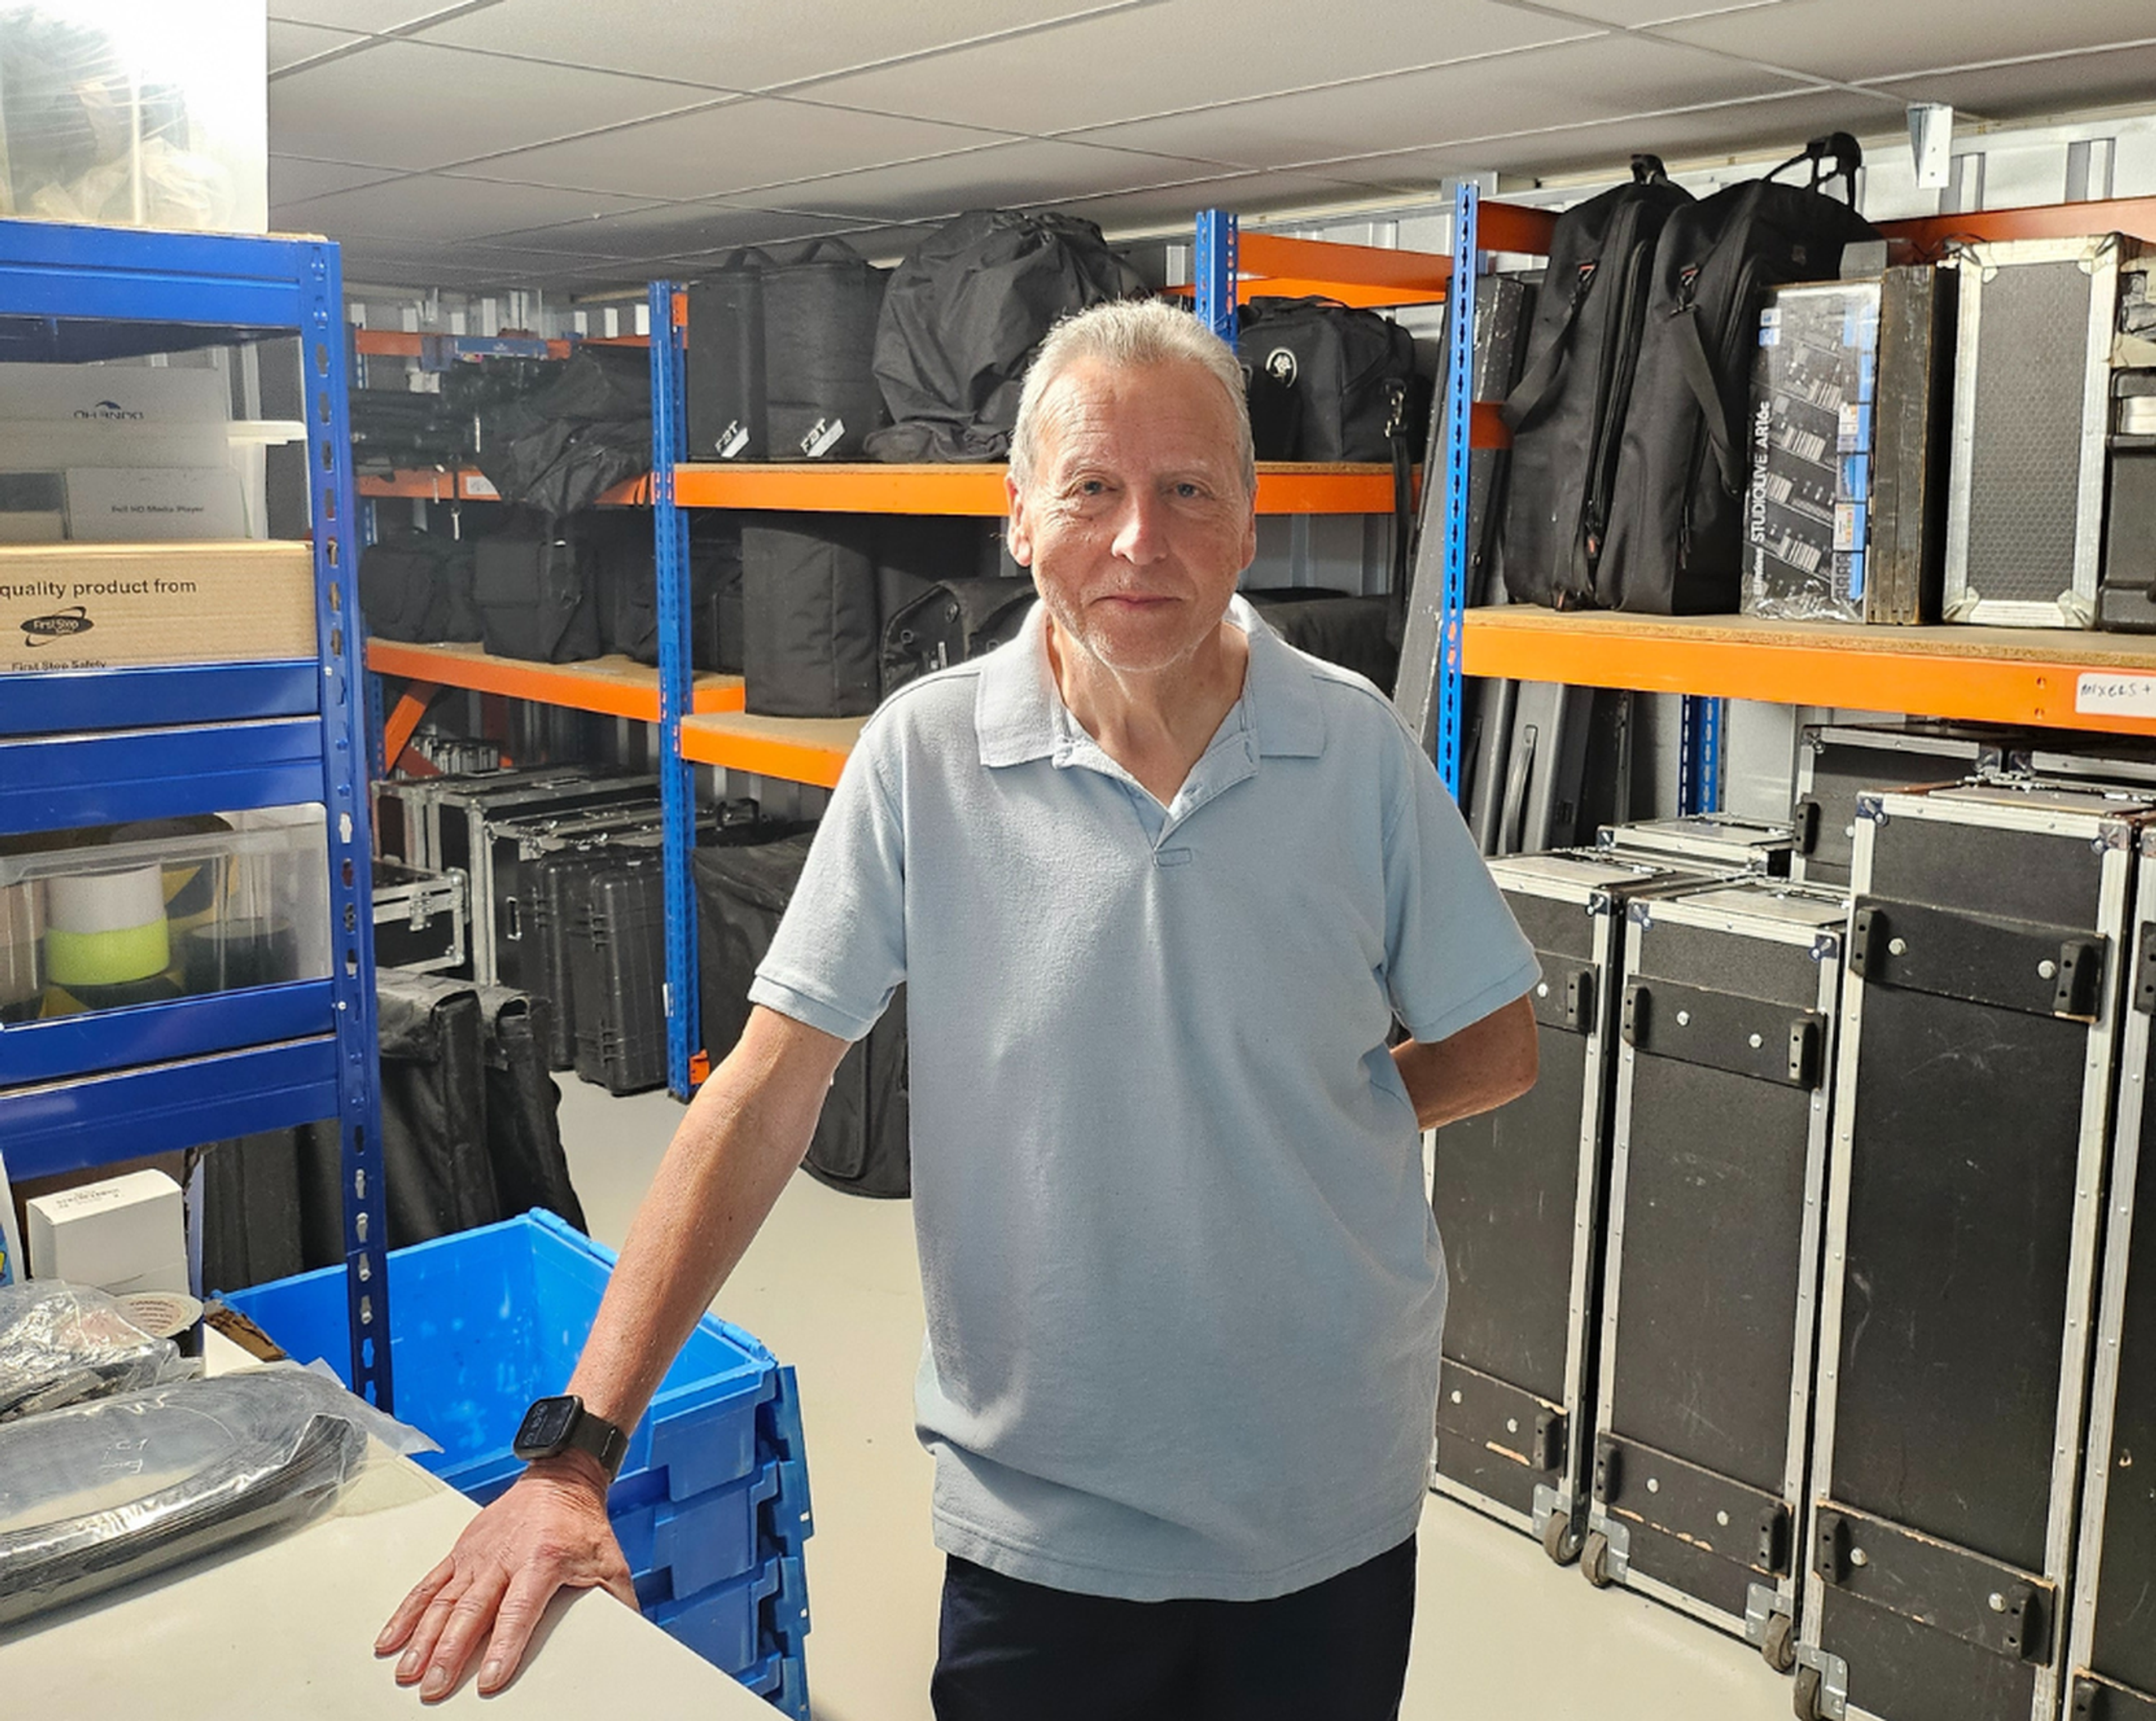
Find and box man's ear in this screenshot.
[1004,471,1035,568]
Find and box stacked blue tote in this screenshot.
[225,1209,814,1718]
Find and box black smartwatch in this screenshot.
[513,1394,629,1479]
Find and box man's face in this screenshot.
[1006,357,1258,677]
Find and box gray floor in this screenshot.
[558,1082,1793,1721]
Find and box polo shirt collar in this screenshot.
[975,594,1328,768]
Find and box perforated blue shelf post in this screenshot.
[0,218,391,1410]
[648,279,700,1100]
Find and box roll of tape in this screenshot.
[45,865,169,986]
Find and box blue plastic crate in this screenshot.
[650,1549,802,1675]
[736,1646,810,1721]
[607,1454,781,1604]
[223,1210,777,1503]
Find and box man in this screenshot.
[378,298,1540,1718]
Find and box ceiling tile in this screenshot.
[721,138,1226,222]
[1061,35,1820,171]
[1655,0,2156,86]
[1495,0,1793,25]
[269,2,467,28]
[270,39,715,171]
[1037,169,1403,234]
[269,156,402,205]
[466,98,1006,199]
[475,202,852,258]
[413,0,1137,91]
[275,175,663,244]
[797,0,1597,136]
[270,19,368,72]
[1867,42,2156,118]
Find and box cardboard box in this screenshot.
[0,363,230,425]
[65,466,249,542]
[26,1167,189,1297]
[0,540,316,672]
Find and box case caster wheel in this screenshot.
[1541,1512,1583,1567]
[1792,1664,1823,1721]
[1581,1528,1615,1588]
[1763,1611,1797,1674]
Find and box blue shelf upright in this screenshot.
[0,219,392,1410]
[649,280,701,1099]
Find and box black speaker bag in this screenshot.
[359,528,482,644]
[1499,156,1695,609]
[739,512,881,716]
[881,577,1036,695]
[1598,136,1880,614]
[685,251,770,461]
[474,985,586,1233]
[1235,296,1422,462]
[590,513,743,672]
[764,240,889,461]
[866,209,1149,463]
[694,832,910,1198]
[1244,588,1400,692]
[474,520,602,664]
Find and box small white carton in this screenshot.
[26,1168,190,1297]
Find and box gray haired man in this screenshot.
[379,298,1540,1719]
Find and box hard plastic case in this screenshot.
[1790,722,2018,887]
[482,801,660,991]
[1943,235,2139,630]
[1431,847,1713,1564]
[2066,824,2156,1721]
[1584,877,1848,1674]
[1797,779,2153,1721]
[572,865,668,1096]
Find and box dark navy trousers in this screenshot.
[931,1535,1417,1721]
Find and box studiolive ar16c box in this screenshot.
[0,540,315,672]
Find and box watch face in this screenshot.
[514,1395,579,1456]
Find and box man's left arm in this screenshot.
[1392,994,1538,1131]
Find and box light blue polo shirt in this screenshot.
[750,596,1537,1601]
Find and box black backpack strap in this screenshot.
[1671,303,1748,498]
[1766,133,1864,204]
[1501,268,1593,430]
[1388,378,1414,625]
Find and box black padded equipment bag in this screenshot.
[866,210,1149,463]
[474,984,586,1233]
[695,831,910,1198]
[739,513,881,716]
[1597,135,1879,613]
[359,527,481,644]
[590,512,743,673]
[1500,156,1694,609]
[474,516,602,664]
[687,241,889,462]
[1244,588,1399,692]
[474,346,650,518]
[1237,297,1420,462]
[881,577,1036,694]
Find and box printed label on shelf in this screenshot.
[2076,672,2156,719]
[461,473,499,499]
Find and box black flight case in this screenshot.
[1790,722,2021,888]
[1582,875,1848,1675]
[1797,779,2153,1721]
[2064,818,2156,1721]
[1431,846,1716,1564]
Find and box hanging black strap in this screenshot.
[1671,304,1747,497]
[1501,267,1592,432]
[1388,378,1415,628]
[1766,133,1863,204]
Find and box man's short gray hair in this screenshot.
[1008,299,1257,498]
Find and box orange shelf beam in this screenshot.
[1478,200,1560,257]
[670,461,1409,515]
[678,711,864,788]
[365,640,744,720]
[1460,609,2156,737]
[1879,195,2156,254]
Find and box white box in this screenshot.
[65,466,249,541]
[0,363,230,424]
[26,1168,189,1297]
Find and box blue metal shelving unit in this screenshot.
[0,220,393,1410]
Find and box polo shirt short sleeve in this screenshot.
[749,597,1538,1602]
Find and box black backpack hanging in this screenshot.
[1596,134,1880,614]
[865,210,1150,463]
[1499,156,1695,609]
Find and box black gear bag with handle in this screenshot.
[1596,134,1880,613]
[1499,156,1694,609]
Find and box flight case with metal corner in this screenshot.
[371,860,468,976]
[2063,821,2156,1721]
[1583,877,1847,1677]
[1796,779,2152,1721]
[1790,722,2019,888]
[1431,846,1716,1567]
[2016,737,2156,795]
[1597,814,1796,877]
[1942,234,2141,630]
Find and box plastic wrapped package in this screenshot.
[0,2,268,234]
[0,1370,399,1626]
[0,1280,192,1422]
